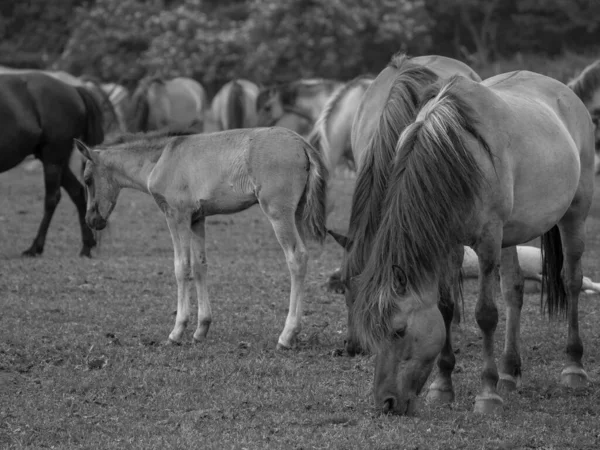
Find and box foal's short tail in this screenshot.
[541,225,567,317]
[298,141,329,243]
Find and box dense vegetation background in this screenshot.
[1,0,599,95]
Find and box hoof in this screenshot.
[276,342,293,351]
[79,247,93,258]
[192,335,207,344]
[473,393,503,414]
[497,374,520,393]
[22,248,40,257]
[426,388,455,404]
[166,338,182,346]
[560,367,588,388]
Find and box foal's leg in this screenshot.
[262,202,308,350]
[60,166,96,257]
[190,217,212,342]
[23,160,63,256]
[558,218,588,387]
[473,227,503,414]
[165,213,194,344]
[498,246,524,392]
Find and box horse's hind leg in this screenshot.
[498,246,524,392]
[190,217,212,342]
[60,166,96,257]
[165,213,194,344]
[557,216,589,387]
[261,201,308,350]
[23,161,63,256]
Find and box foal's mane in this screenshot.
[101,128,196,150]
[342,54,438,282]
[568,59,600,104]
[353,76,493,350]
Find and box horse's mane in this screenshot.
[342,54,438,283]
[568,59,600,103]
[353,76,493,351]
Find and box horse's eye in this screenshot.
[392,327,406,340]
[84,177,92,186]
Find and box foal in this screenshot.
[76,128,328,349]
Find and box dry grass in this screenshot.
[1,163,600,450]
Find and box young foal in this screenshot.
[76,128,328,349]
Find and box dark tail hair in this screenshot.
[298,140,329,243]
[227,80,245,129]
[75,86,105,146]
[132,89,150,132]
[541,225,567,317]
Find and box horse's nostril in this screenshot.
[382,397,396,414]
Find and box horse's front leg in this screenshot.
[473,228,503,414]
[165,213,193,344]
[498,246,524,392]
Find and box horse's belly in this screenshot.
[199,191,257,216]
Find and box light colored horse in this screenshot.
[129,77,208,133]
[327,53,481,355]
[336,71,593,416]
[75,127,328,349]
[256,78,342,137]
[210,79,259,130]
[568,60,600,173]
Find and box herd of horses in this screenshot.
[3,52,600,417]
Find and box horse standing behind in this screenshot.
[76,127,328,349]
[129,77,208,133]
[343,72,593,415]
[210,79,259,130]
[0,72,104,256]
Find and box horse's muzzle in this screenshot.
[86,214,107,230]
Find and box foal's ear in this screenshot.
[327,229,353,249]
[392,265,408,293]
[74,139,97,164]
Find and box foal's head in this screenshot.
[75,140,120,230]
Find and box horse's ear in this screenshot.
[328,229,353,249]
[74,139,96,163]
[392,265,407,293]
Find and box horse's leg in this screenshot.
[189,217,212,342]
[261,202,308,350]
[557,218,588,387]
[498,246,524,392]
[60,166,96,257]
[23,160,63,256]
[473,227,503,414]
[165,213,193,344]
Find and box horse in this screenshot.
[256,78,342,137]
[567,60,600,173]
[326,53,481,352]
[75,127,328,349]
[0,72,105,256]
[210,79,259,130]
[129,77,208,133]
[332,71,593,416]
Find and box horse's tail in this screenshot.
[298,139,329,243]
[74,86,104,146]
[541,225,567,317]
[227,80,245,129]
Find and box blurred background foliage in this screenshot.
[1,0,599,96]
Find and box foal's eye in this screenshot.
[392,327,406,340]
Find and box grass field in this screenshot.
[1,163,600,450]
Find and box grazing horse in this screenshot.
[75,127,328,349]
[327,53,481,352]
[568,60,600,173]
[210,79,259,130]
[338,72,593,416]
[0,72,104,256]
[129,77,208,133]
[256,79,342,137]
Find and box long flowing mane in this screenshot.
[352,76,493,350]
[568,60,600,103]
[342,54,438,282]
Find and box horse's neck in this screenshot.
[105,147,162,192]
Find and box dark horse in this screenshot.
[0,72,104,256]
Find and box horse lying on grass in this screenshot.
[75,127,328,349]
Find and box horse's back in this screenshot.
[152,77,207,128]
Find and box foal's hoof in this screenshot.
[498,374,520,393]
[426,388,455,404]
[79,247,93,258]
[473,394,503,414]
[560,367,589,388]
[166,338,182,346]
[192,335,207,344]
[276,342,293,352]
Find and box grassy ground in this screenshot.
[1,163,600,450]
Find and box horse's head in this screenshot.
[256,86,286,126]
[75,140,120,230]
